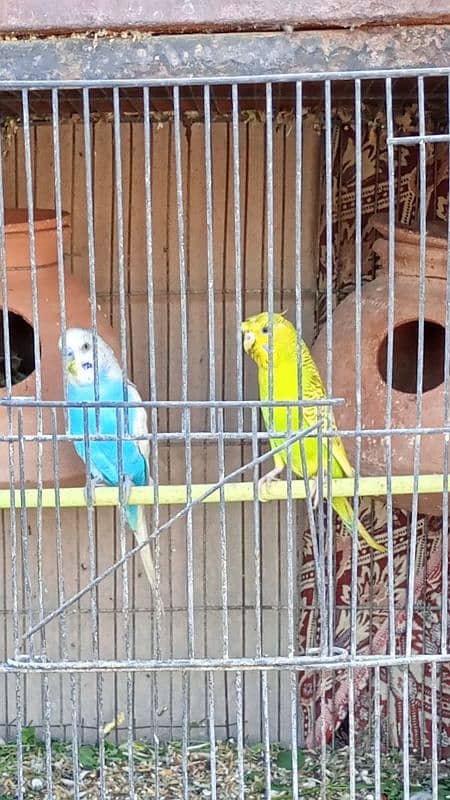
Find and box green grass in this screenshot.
[0,726,448,798]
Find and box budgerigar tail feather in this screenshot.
[129,505,156,592]
[331,496,385,554]
[125,503,138,531]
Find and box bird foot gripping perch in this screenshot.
[257,465,284,502]
[118,474,133,507]
[84,475,104,508]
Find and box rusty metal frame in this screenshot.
[0,0,449,35]
[0,26,448,85]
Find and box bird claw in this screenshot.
[258,467,283,502]
[84,476,103,507]
[119,474,133,506]
[310,478,319,510]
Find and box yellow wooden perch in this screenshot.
[0,474,447,508]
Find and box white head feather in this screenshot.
[58,327,121,386]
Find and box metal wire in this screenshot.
[4,64,450,90]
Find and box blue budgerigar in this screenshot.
[58,328,155,591]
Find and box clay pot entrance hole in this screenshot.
[377,319,445,394]
[0,309,37,388]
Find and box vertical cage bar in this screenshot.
[3,346,19,733]
[402,665,411,798]
[406,76,427,658]
[261,670,272,800]
[173,86,195,659]
[384,77,397,656]
[251,407,262,660]
[15,411,29,799]
[0,97,18,734]
[294,81,303,367]
[143,86,163,785]
[265,81,275,743]
[82,88,100,415]
[431,661,438,800]
[0,121,12,393]
[81,87,106,795]
[289,670,299,800]
[348,668,356,800]
[48,410,70,793]
[21,101,45,758]
[50,411,81,799]
[17,411,34,652]
[231,84,244,432]
[15,672,25,800]
[0,98,14,736]
[231,84,245,732]
[217,407,229,658]
[42,671,53,799]
[401,75,428,799]
[351,77,363,660]
[286,409,295,659]
[112,85,136,796]
[112,87,130,391]
[324,79,334,655]
[207,671,218,800]
[21,90,42,400]
[319,671,327,800]
[173,85,189,420]
[299,434,326,653]
[181,669,190,800]
[173,87,193,798]
[204,84,217,433]
[184,405,195,657]
[294,72,304,606]
[115,408,135,798]
[266,82,274,429]
[235,670,245,799]
[441,76,450,658]
[23,90,49,779]
[373,665,382,800]
[52,88,68,408]
[51,100,83,789]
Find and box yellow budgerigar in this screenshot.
[242,311,385,553]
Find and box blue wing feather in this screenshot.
[67,373,148,530]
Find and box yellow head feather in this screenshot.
[241,311,297,369]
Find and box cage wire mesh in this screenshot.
[0,53,448,799]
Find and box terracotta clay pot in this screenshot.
[0,209,121,489]
[311,212,448,515]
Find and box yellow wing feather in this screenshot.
[300,343,355,479]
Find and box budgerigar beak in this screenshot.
[242,328,256,353]
[67,358,78,377]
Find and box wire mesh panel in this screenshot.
[0,29,449,800]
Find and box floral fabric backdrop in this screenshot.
[298,100,450,754]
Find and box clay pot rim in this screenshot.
[4,208,70,233]
[371,211,448,251]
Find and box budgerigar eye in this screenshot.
[81,342,90,352]
[261,326,269,335]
